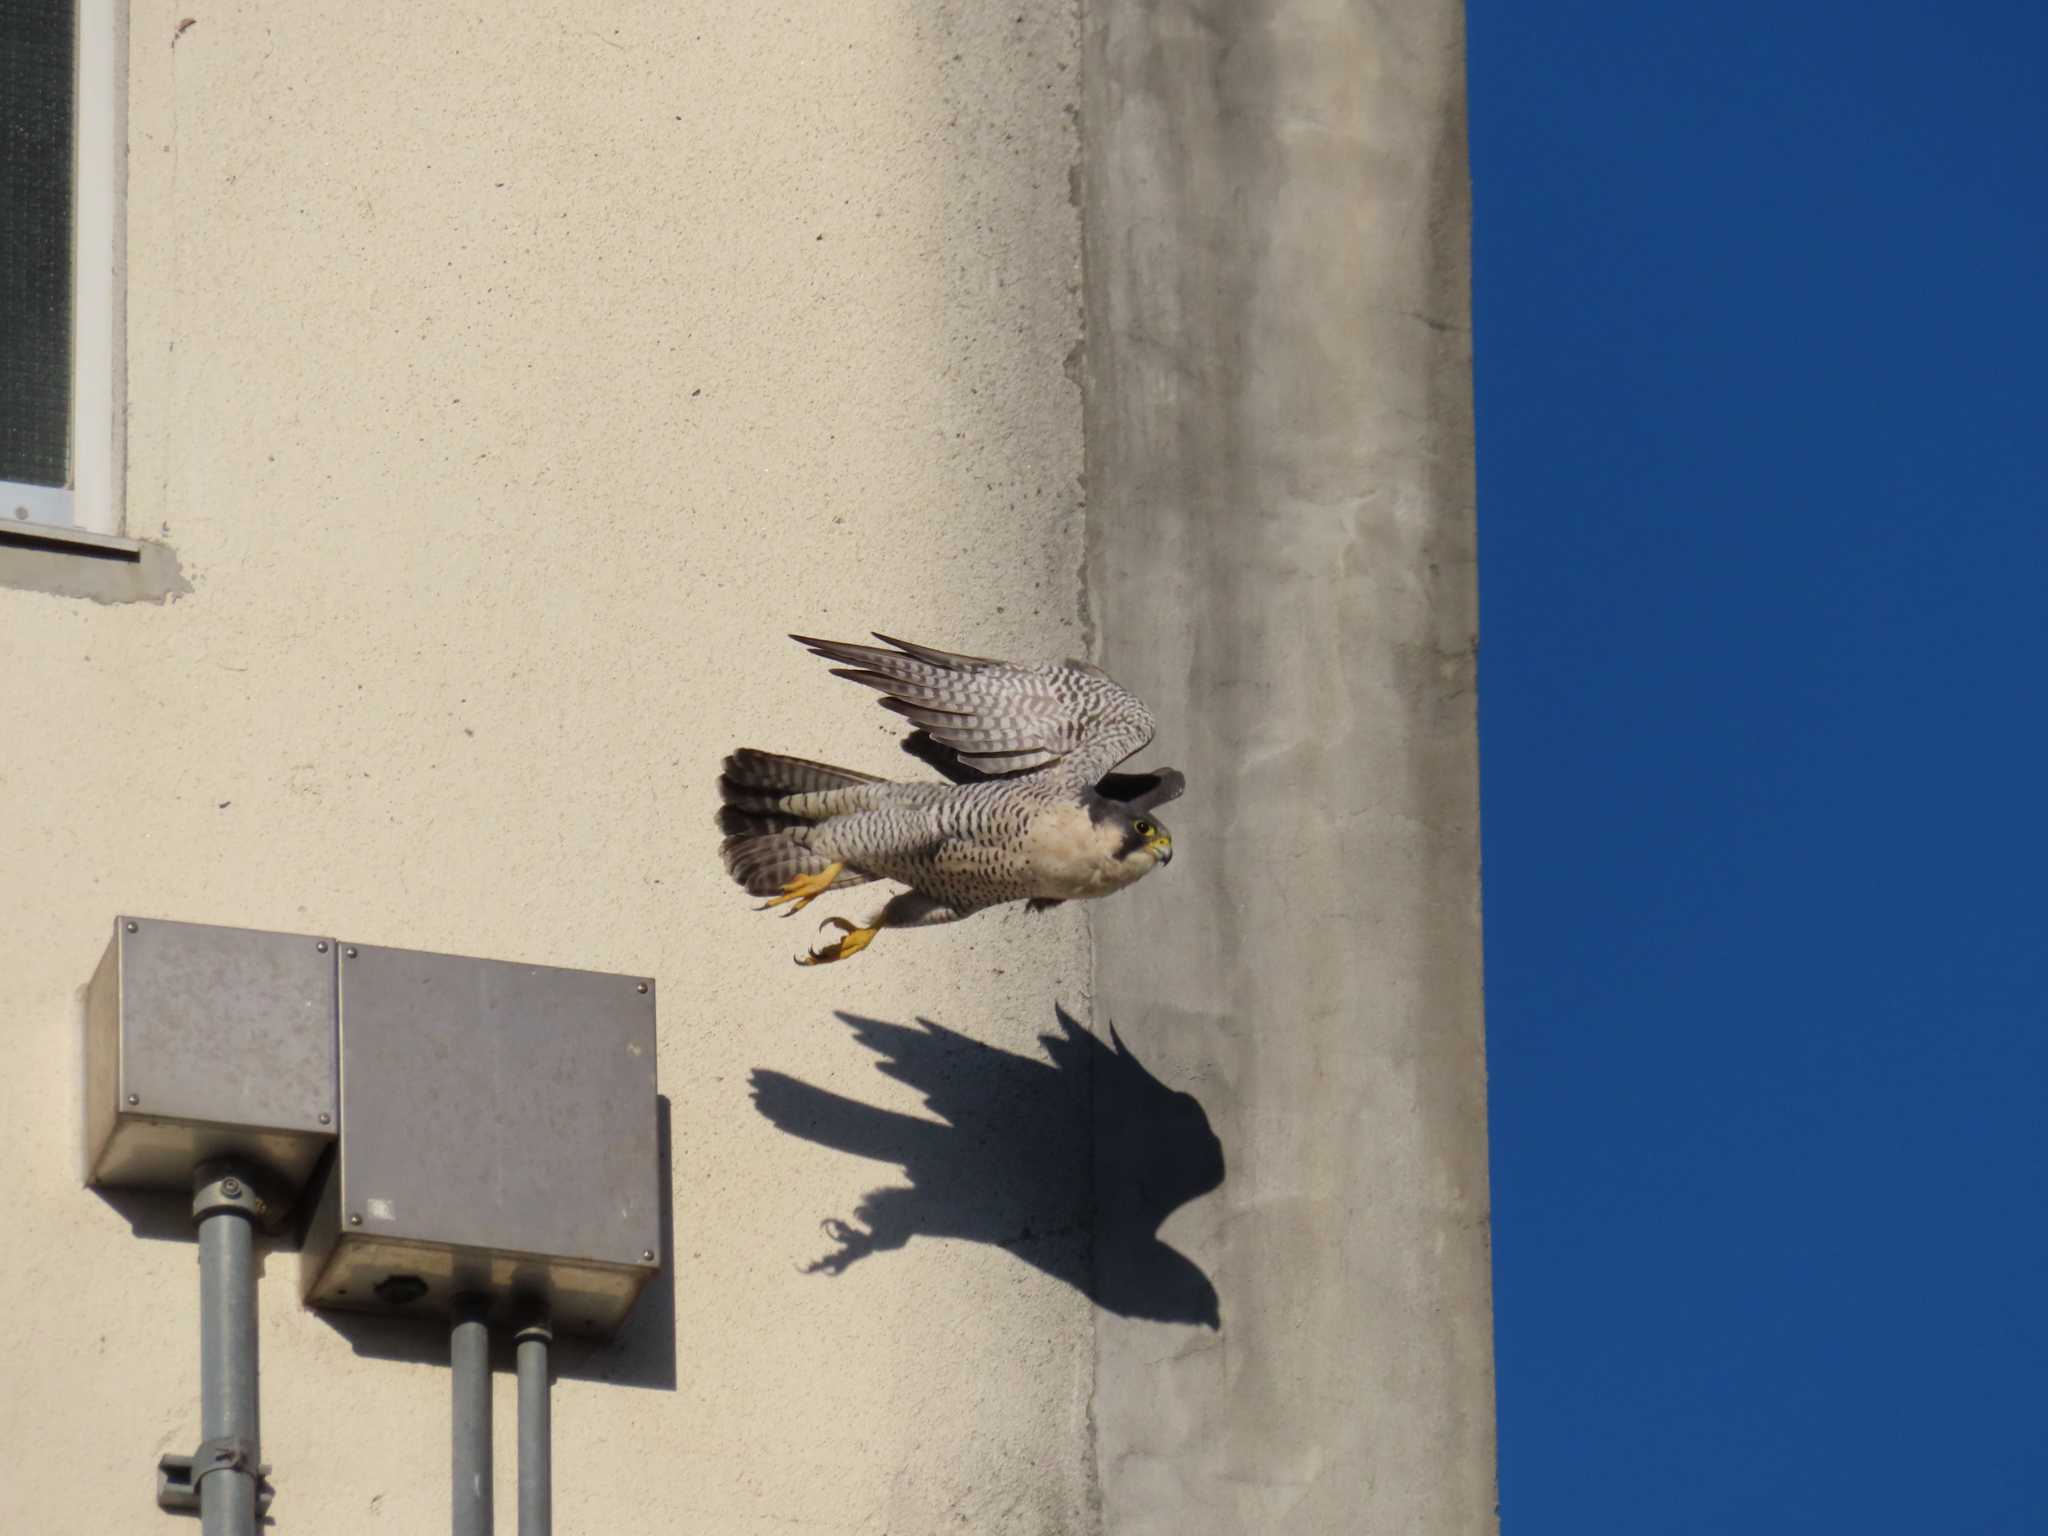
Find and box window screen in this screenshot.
[1,0,75,489]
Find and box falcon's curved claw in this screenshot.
[796,915,880,966]
[759,862,845,916]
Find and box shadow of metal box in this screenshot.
[300,943,660,1337]
[84,917,339,1197]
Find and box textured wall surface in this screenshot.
[1,3,1493,1531]
[1,4,1095,1532]
[1081,1,1498,1531]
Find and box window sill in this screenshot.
[0,518,144,559]
[0,522,188,604]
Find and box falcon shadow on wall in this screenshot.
[750,1008,1224,1328]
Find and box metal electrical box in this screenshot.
[301,943,661,1337]
[84,917,338,1196]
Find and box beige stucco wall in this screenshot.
[2,3,1098,1532]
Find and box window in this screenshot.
[1,0,127,550]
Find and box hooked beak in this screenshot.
[1148,834,1173,866]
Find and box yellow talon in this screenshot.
[796,916,880,966]
[758,862,845,916]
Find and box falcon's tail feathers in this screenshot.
[721,829,871,900]
[724,748,882,798]
[720,749,879,821]
[719,749,881,898]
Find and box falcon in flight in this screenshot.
[720,633,1184,964]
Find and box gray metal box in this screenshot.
[84,917,339,1196]
[301,943,660,1337]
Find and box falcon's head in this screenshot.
[1113,809,1174,871]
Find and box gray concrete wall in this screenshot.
[1080,1,1497,1530]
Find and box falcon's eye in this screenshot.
[1133,820,1154,836]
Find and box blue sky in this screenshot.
[1468,3,2048,1529]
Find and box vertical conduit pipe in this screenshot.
[194,1164,261,1536]
[451,1296,494,1536]
[516,1314,552,1536]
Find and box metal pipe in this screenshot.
[515,1316,552,1536]
[451,1296,494,1536]
[195,1170,261,1536]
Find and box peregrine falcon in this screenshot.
[719,633,1184,964]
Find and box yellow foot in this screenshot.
[758,862,845,916]
[796,917,880,966]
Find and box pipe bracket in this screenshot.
[192,1158,289,1232]
[155,1438,275,1518]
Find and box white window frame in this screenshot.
[2,0,132,553]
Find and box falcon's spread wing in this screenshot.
[791,632,1156,785]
